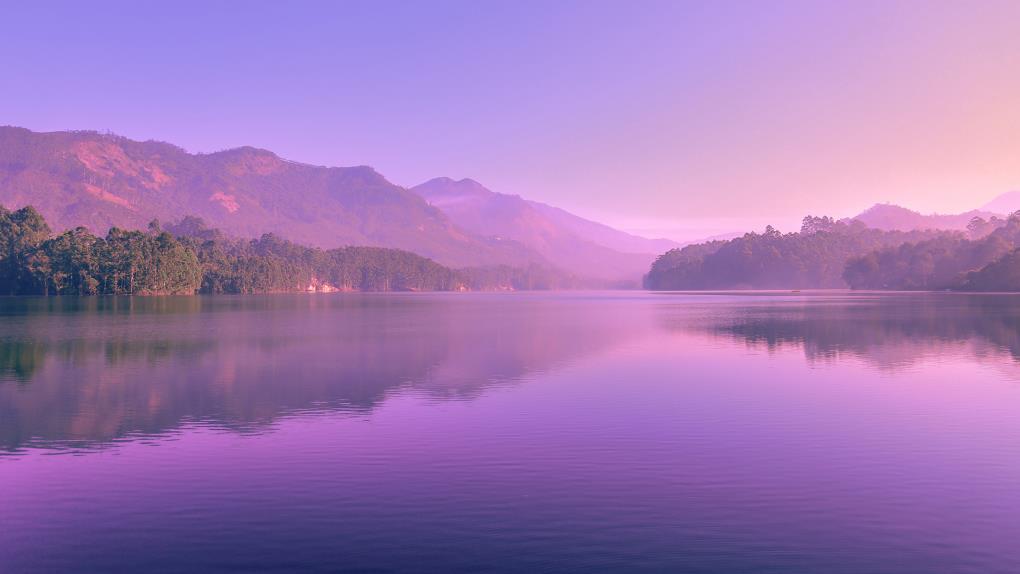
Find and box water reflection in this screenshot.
[5,292,1020,574]
[0,294,649,453]
[7,292,1020,454]
[658,292,1020,370]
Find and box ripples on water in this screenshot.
[1,292,1019,573]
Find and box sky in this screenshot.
[3,0,1020,240]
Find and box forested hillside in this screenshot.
[0,206,581,295]
[0,126,544,269]
[644,217,951,289]
[844,213,1020,290]
[646,212,1020,292]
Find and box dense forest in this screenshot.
[0,206,581,295]
[645,216,951,289]
[646,213,1020,291]
[844,214,1020,291]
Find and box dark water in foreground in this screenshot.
[1,292,1019,573]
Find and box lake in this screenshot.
[1,292,1019,573]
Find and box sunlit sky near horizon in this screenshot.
[3,0,1020,240]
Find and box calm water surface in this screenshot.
[1,292,1019,573]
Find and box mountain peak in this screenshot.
[858,203,920,216]
[852,203,996,231]
[210,145,279,159]
[415,177,497,204]
[409,176,683,281]
[421,176,488,189]
[981,190,1020,215]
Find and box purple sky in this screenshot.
[4,0,1020,240]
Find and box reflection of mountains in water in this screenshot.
[0,294,646,453]
[673,293,1020,369]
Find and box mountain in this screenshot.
[525,202,680,254]
[850,203,997,231]
[981,191,1020,215]
[411,177,677,281]
[0,126,544,268]
[645,216,958,290]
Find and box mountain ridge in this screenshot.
[981,190,1020,215]
[849,203,1000,232]
[0,126,549,269]
[411,177,679,281]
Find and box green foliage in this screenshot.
[844,215,1020,290]
[0,206,593,295]
[962,248,1020,291]
[174,219,464,293]
[0,205,51,294]
[645,216,952,290]
[21,225,202,296]
[646,211,1020,292]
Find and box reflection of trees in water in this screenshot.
[0,338,214,381]
[0,341,45,382]
[0,295,644,453]
[665,294,1020,369]
[0,296,207,381]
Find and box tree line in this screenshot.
[844,213,1020,291]
[645,213,1020,291]
[0,206,579,296]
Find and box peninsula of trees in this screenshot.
[646,213,1020,292]
[0,205,581,296]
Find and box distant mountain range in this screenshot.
[848,191,1020,232]
[848,204,999,232]
[980,190,1020,215]
[7,126,1020,284]
[411,177,679,280]
[0,126,545,269]
[0,127,676,281]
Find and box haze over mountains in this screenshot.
[848,204,999,232]
[411,177,678,280]
[0,126,680,282]
[838,190,1020,233]
[0,126,544,269]
[5,126,1020,287]
[980,191,1020,215]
